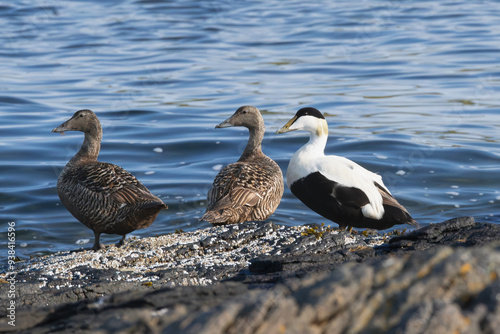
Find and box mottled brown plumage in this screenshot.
[53,109,167,250]
[200,106,284,224]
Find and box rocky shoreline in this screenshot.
[1,217,500,333]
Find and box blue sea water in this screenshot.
[1,0,500,258]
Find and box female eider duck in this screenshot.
[200,106,284,224]
[52,109,167,250]
[276,107,418,231]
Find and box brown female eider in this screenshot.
[200,106,284,224]
[276,107,418,231]
[52,109,167,250]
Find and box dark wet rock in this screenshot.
[1,217,500,333]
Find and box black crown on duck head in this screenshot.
[295,107,325,119]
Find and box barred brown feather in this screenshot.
[200,106,284,224]
[53,110,167,250]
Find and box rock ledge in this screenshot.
[1,217,500,333]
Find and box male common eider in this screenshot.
[276,107,418,231]
[52,109,167,250]
[200,106,284,224]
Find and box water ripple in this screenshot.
[1,0,500,257]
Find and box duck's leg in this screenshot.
[92,231,104,251]
[347,226,353,234]
[116,235,126,247]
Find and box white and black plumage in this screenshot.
[200,106,284,225]
[52,109,167,250]
[276,107,418,230]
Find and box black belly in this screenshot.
[290,171,404,230]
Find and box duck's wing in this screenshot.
[75,162,164,207]
[292,170,369,209]
[374,182,418,226]
[207,162,266,209]
[312,155,386,220]
[318,155,416,224]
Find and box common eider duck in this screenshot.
[200,106,284,224]
[276,107,418,231]
[52,109,167,250]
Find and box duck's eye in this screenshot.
[79,114,84,117]
[242,110,247,114]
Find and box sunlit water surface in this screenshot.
[1,0,500,258]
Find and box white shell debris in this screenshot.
[4,222,399,292]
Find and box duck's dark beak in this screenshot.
[276,116,297,134]
[52,120,70,135]
[215,115,236,129]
